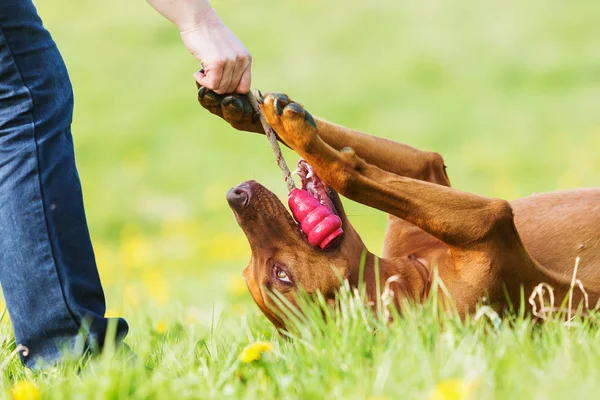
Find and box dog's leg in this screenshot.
[199,91,450,186]
[260,94,521,249]
[310,116,451,187]
[260,94,554,313]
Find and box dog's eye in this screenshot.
[274,266,291,283]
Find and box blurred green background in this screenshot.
[24,0,600,327]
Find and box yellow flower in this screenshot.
[239,341,273,363]
[155,320,168,334]
[428,379,475,400]
[11,380,40,400]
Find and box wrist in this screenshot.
[177,7,222,35]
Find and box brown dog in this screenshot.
[198,88,600,329]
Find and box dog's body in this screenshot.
[384,187,600,312]
[199,88,600,327]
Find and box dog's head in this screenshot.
[227,161,368,329]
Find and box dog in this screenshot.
[198,87,600,329]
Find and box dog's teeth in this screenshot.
[306,170,313,179]
[292,168,300,176]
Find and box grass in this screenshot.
[2,283,600,399]
[1,0,599,398]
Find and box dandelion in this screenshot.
[10,380,40,400]
[239,341,273,363]
[155,320,168,334]
[428,379,475,400]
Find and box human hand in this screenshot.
[183,10,252,94]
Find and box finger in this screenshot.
[193,69,206,86]
[216,58,235,94]
[235,62,252,94]
[225,59,240,94]
[227,50,251,93]
[195,65,224,92]
[194,68,205,89]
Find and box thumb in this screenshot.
[193,69,206,84]
[193,68,223,92]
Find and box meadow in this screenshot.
[1,0,600,398]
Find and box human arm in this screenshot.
[147,0,252,93]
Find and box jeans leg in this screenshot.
[0,1,128,367]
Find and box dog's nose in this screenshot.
[226,182,252,207]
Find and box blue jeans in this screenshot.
[0,1,128,367]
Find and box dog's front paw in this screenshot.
[197,86,264,134]
[259,93,318,153]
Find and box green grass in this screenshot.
[1,0,599,398]
[2,284,600,399]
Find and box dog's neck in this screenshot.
[347,251,430,306]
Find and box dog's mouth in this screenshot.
[226,159,342,248]
[293,159,338,217]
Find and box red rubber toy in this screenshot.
[288,188,343,249]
